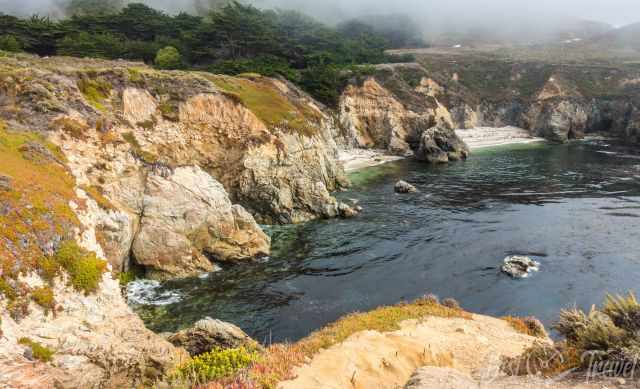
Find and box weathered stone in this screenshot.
[132,165,270,279]
[168,318,258,356]
[415,126,469,164]
[394,180,418,193]
[338,202,359,218]
[501,256,540,278]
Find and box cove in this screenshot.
[129,140,640,343]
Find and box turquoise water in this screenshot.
[129,140,640,342]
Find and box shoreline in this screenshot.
[340,126,545,172]
[455,126,546,150]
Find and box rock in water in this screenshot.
[168,318,258,356]
[395,180,418,193]
[501,256,540,278]
[415,126,470,164]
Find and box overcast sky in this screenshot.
[3,0,640,27]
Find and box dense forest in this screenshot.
[0,1,420,105]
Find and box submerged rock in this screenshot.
[168,318,258,356]
[501,256,540,278]
[394,180,418,193]
[338,202,360,218]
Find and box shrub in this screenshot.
[441,298,461,310]
[18,337,55,362]
[502,342,580,377]
[155,46,184,70]
[53,241,107,294]
[0,35,22,52]
[118,270,136,286]
[31,286,55,313]
[503,316,547,338]
[177,347,259,383]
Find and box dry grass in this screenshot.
[208,75,321,137]
[502,316,548,338]
[502,341,581,378]
[80,185,116,211]
[197,297,471,389]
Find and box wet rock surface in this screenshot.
[501,256,540,278]
[394,180,418,193]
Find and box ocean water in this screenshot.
[129,140,640,342]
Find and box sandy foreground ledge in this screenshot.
[340,127,544,172]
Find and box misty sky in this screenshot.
[4,0,640,27]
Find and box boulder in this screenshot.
[415,126,469,164]
[132,165,270,279]
[338,202,359,218]
[168,318,258,356]
[394,180,418,193]
[501,256,540,278]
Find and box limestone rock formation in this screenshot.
[132,166,270,279]
[415,126,470,163]
[168,318,258,356]
[0,54,354,277]
[0,274,187,388]
[339,64,456,158]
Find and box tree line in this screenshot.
[0,1,419,106]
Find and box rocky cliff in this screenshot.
[0,53,353,387]
[0,53,354,280]
[338,63,469,162]
[338,59,640,150]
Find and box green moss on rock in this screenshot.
[18,337,55,362]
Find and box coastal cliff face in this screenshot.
[417,55,640,144]
[339,60,640,149]
[338,64,469,162]
[0,54,350,280]
[0,54,350,386]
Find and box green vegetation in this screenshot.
[0,2,408,106]
[18,337,55,362]
[154,46,184,70]
[0,126,81,317]
[77,77,111,111]
[0,34,22,52]
[505,292,640,378]
[118,270,136,286]
[192,296,469,388]
[209,75,321,136]
[177,347,259,383]
[30,286,55,313]
[121,132,158,164]
[53,241,107,294]
[80,185,116,211]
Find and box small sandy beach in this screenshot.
[455,126,545,150]
[339,149,405,172]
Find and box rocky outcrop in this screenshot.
[339,64,456,158]
[501,256,540,278]
[0,274,187,389]
[0,54,353,278]
[415,126,469,163]
[132,166,270,279]
[167,318,258,356]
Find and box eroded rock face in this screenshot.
[0,274,187,389]
[133,165,270,279]
[339,65,455,157]
[415,126,470,163]
[168,318,258,356]
[0,55,351,277]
